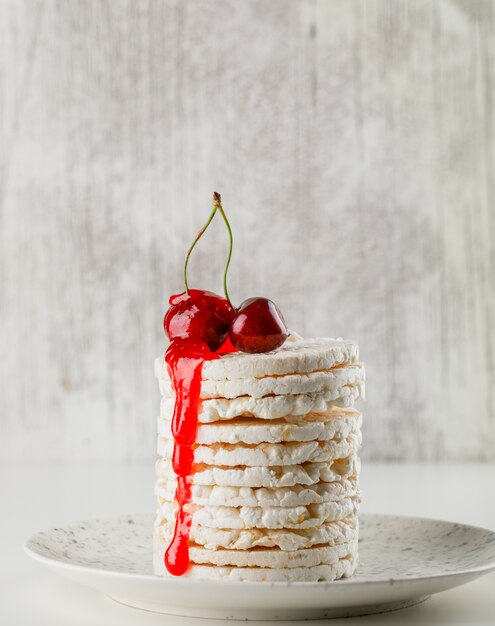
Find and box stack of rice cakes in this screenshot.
[154,337,365,582]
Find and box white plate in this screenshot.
[25,513,495,621]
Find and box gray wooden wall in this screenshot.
[1,0,494,462]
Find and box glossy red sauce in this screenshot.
[164,336,236,576]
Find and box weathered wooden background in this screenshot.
[1,0,494,462]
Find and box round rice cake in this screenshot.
[157,409,362,445]
[157,497,360,529]
[160,385,364,424]
[154,516,358,551]
[155,477,358,507]
[155,337,359,382]
[158,363,365,400]
[174,558,357,582]
[153,532,357,581]
[155,455,360,488]
[188,541,357,568]
[157,432,361,466]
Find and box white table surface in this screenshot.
[1,462,494,625]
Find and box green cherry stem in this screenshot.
[213,192,234,309]
[183,192,234,310]
[183,204,217,295]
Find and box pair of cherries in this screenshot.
[164,289,288,354]
[163,192,288,355]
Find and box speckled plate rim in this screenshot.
[24,513,495,620]
[24,512,495,587]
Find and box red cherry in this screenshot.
[229,297,289,353]
[164,289,235,352]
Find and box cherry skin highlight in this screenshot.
[164,289,235,352]
[229,297,289,353]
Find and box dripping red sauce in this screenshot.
[164,336,236,576]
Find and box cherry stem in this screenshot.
[183,192,234,309]
[213,192,234,309]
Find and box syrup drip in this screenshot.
[164,337,235,576]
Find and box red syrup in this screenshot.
[164,336,236,576]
